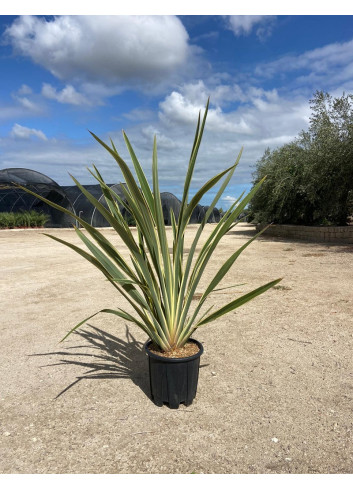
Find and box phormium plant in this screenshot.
[18,99,281,353]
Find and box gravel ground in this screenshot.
[1,223,352,474]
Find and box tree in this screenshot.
[249,91,353,226]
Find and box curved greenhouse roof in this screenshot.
[62,183,130,227]
[0,168,59,186]
[92,183,131,227]
[203,205,221,223]
[0,168,75,227]
[62,184,108,225]
[0,168,223,228]
[160,192,181,225]
[65,184,221,227]
[190,203,206,224]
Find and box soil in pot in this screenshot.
[148,341,200,358]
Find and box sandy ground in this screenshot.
[0,223,352,474]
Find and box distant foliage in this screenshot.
[249,91,353,226]
[0,210,49,228]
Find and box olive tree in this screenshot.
[249,91,353,226]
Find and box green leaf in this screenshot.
[199,223,272,303]
[178,98,209,229]
[60,307,165,348]
[197,278,282,327]
[122,131,155,211]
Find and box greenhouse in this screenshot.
[1,168,222,228]
[62,182,131,227]
[0,168,75,227]
[190,203,206,224]
[70,187,221,226]
[92,183,132,227]
[203,205,221,223]
[160,192,181,225]
[62,183,111,226]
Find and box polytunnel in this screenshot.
[62,184,107,224]
[0,168,75,227]
[92,183,131,227]
[160,192,181,226]
[62,183,131,227]
[0,168,223,228]
[202,205,221,223]
[189,203,206,224]
[212,207,221,223]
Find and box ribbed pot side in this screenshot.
[144,339,204,409]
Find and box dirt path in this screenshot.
[1,223,352,473]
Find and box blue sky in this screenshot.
[1,8,353,207]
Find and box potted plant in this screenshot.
[18,99,281,408]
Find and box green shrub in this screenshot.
[250,91,353,226]
[35,211,49,227]
[0,211,49,228]
[0,213,15,228]
[14,211,31,227]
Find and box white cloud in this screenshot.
[17,84,32,95]
[141,125,177,149]
[0,95,44,122]
[149,80,312,187]
[1,77,313,192]
[173,79,247,107]
[255,39,353,90]
[10,123,47,141]
[123,107,156,122]
[3,16,353,200]
[227,16,276,39]
[222,195,238,205]
[8,84,43,118]
[159,91,202,125]
[6,87,44,117]
[41,83,93,106]
[0,137,128,185]
[4,15,190,87]
[158,87,250,134]
[159,81,292,138]
[14,96,39,111]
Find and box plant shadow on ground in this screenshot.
[32,325,210,403]
[226,226,257,238]
[32,325,152,401]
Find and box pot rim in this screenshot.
[144,338,203,362]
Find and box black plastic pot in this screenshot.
[144,339,204,409]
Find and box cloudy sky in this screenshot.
[1,9,353,207]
